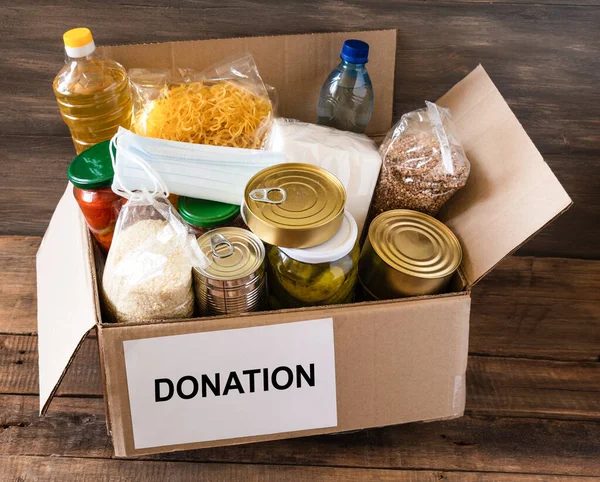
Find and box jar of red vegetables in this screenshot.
[67,141,123,253]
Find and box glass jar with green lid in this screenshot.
[178,196,244,237]
[268,210,359,309]
[67,140,124,253]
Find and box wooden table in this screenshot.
[1,241,598,480]
[2,0,599,479]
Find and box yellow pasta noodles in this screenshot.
[132,81,273,149]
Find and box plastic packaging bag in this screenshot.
[102,144,208,323]
[112,127,286,205]
[370,101,470,217]
[129,53,273,149]
[264,118,382,236]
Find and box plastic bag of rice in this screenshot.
[102,194,204,323]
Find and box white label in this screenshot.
[123,318,337,449]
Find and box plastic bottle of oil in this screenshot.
[53,28,132,154]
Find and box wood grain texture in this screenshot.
[3,332,599,420]
[1,140,597,259]
[0,237,39,334]
[0,1,599,257]
[1,394,599,476]
[469,256,600,361]
[0,334,101,397]
[466,357,600,420]
[2,1,600,477]
[3,0,599,149]
[3,235,597,360]
[1,247,597,475]
[3,456,599,482]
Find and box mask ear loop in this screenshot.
[110,129,170,200]
[110,130,210,269]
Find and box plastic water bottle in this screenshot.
[317,40,374,133]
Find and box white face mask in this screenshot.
[111,127,286,205]
[108,132,211,272]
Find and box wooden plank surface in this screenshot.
[0,237,39,335]
[3,236,597,360]
[3,1,599,149]
[1,394,599,476]
[2,0,600,478]
[3,456,599,482]
[1,233,599,477]
[5,322,600,417]
[1,1,599,257]
[4,332,600,419]
[469,256,600,361]
[0,236,600,361]
[2,140,598,260]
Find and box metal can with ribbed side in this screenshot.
[193,227,266,316]
[242,163,346,249]
[358,209,462,299]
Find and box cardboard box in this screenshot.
[37,29,572,457]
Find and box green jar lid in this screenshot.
[178,196,241,228]
[67,141,115,189]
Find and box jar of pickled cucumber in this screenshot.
[268,211,359,309]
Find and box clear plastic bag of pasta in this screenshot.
[129,53,274,149]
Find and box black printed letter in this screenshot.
[223,372,245,395]
[272,366,293,390]
[202,373,221,397]
[296,363,315,388]
[242,369,261,393]
[176,376,199,400]
[155,378,174,402]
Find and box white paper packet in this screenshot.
[264,119,382,236]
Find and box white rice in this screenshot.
[102,219,194,323]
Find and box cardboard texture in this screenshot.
[36,30,571,457]
[437,66,572,285]
[100,294,470,456]
[36,184,97,414]
[100,30,396,137]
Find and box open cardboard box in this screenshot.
[37,30,572,457]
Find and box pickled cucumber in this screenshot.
[268,244,359,307]
[278,265,346,303]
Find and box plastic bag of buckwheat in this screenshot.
[370,101,470,217]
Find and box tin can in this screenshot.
[243,163,346,249]
[193,227,266,316]
[358,210,462,299]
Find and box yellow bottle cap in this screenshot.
[63,28,94,48]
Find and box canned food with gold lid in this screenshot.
[358,209,462,299]
[243,163,346,248]
[193,227,266,316]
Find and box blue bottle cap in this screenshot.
[340,39,369,64]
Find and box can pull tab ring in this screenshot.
[210,234,234,259]
[249,187,287,204]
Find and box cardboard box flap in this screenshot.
[437,66,572,286]
[37,184,97,414]
[101,29,396,137]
